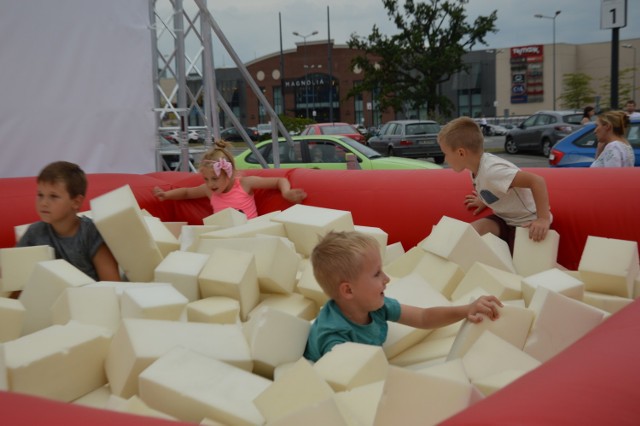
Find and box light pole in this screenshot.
[623,44,637,102]
[293,30,318,118]
[535,10,561,110]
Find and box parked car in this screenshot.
[300,122,367,144]
[160,128,201,144]
[484,123,509,136]
[235,135,442,170]
[220,126,260,142]
[256,123,273,136]
[367,119,444,164]
[158,137,205,171]
[504,110,583,157]
[549,119,640,167]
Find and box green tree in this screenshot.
[347,0,497,119]
[596,68,634,110]
[558,72,595,110]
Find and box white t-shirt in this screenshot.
[473,153,540,226]
[590,140,635,168]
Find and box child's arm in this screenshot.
[153,184,209,201]
[92,243,121,281]
[510,170,551,241]
[241,176,307,203]
[397,295,502,329]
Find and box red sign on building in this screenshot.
[510,45,544,104]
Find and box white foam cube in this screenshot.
[187,296,240,324]
[202,207,248,227]
[296,263,329,307]
[383,241,405,265]
[582,291,634,314]
[200,220,287,240]
[138,346,270,425]
[267,396,349,426]
[250,293,318,321]
[447,304,534,360]
[462,330,541,382]
[412,251,465,298]
[313,342,388,391]
[154,250,210,302]
[19,259,95,335]
[523,287,606,362]
[0,297,25,342]
[3,321,110,402]
[420,216,512,272]
[143,216,180,257]
[198,247,259,321]
[72,384,112,409]
[0,245,55,292]
[195,236,300,294]
[390,336,456,367]
[90,185,164,282]
[120,285,188,321]
[51,286,120,334]
[512,227,560,277]
[243,306,311,378]
[521,268,584,306]
[334,381,385,426]
[179,225,221,251]
[105,318,252,398]
[106,394,177,421]
[451,261,523,301]
[254,358,334,423]
[472,369,526,396]
[578,236,640,298]
[161,221,187,239]
[481,232,516,273]
[354,224,388,259]
[14,223,30,243]
[271,204,354,256]
[383,246,427,278]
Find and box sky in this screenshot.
[175,0,640,65]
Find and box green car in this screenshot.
[234,135,442,170]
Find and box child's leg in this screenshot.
[472,215,516,253]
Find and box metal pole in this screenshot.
[612,28,620,109]
[327,6,333,123]
[293,31,318,119]
[534,11,561,111]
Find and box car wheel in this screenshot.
[504,138,519,154]
[541,138,552,157]
[388,147,395,157]
[434,156,445,165]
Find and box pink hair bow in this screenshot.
[203,158,233,177]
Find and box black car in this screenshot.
[220,126,260,142]
[367,120,444,164]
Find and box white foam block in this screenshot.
[0,297,25,342]
[51,286,120,334]
[195,236,300,294]
[383,274,451,358]
[481,232,516,273]
[72,384,112,409]
[383,246,427,278]
[243,306,310,379]
[161,221,187,239]
[187,296,240,324]
[271,204,354,256]
[374,365,475,426]
[333,381,385,426]
[198,247,259,321]
[296,262,329,308]
[120,285,188,321]
[412,251,465,299]
[582,291,634,314]
[3,321,110,402]
[523,287,606,362]
[472,369,527,396]
[105,318,252,398]
[250,293,318,321]
[19,259,95,335]
[202,207,248,227]
[451,261,523,301]
[383,241,405,265]
[254,358,334,424]
[462,330,541,382]
[200,220,287,240]
[154,250,210,302]
[90,185,164,282]
[578,236,640,298]
[105,394,177,421]
[138,346,270,425]
[389,335,456,367]
[512,227,560,277]
[521,267,584,307]
[313,342,389,392]
[420,216,512,272]
[354,224,388,260]
[179,225,221,251]
[447,304,534,360]
[143,216,180,257]
[267,396,349,426]
[0,245,55,292]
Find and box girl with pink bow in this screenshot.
[153,140,307,218]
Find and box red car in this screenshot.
[300,122,366,144]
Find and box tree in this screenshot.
[347,0,497,119]
[558,72,595,110]
[596,68,634,110]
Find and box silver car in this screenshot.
[367,119,444,164]
[504,110,583,157]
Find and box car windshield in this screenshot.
[321,125,356,135]
[405,123,440,135]
[563,114,583,124]
[336,137,383,159]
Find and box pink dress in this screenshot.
[210,178,258,218]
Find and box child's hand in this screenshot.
[466,295,502,323]
[153,186,167,201]
[464,191,487,215]
[283,188,307,204]
[525,217,551,242]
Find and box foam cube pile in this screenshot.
[1,184,638,425]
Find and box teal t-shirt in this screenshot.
[304,297,402,362]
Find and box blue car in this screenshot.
[549,119,640,167]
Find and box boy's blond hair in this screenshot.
[311,231,380,299]
[37,161,87,199]
[198,139,236,172]
[438,117,484,154]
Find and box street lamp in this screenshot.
[293,30,318,118]
[623,44,637,102]
[535,10,561,110]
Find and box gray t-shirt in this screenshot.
[17,216,105,280]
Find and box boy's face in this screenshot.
[201,166,232,194]
[348,245,390,312]
[36,181,82,224]
[438,139,466,172]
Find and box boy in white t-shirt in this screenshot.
[437,117,552,251]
